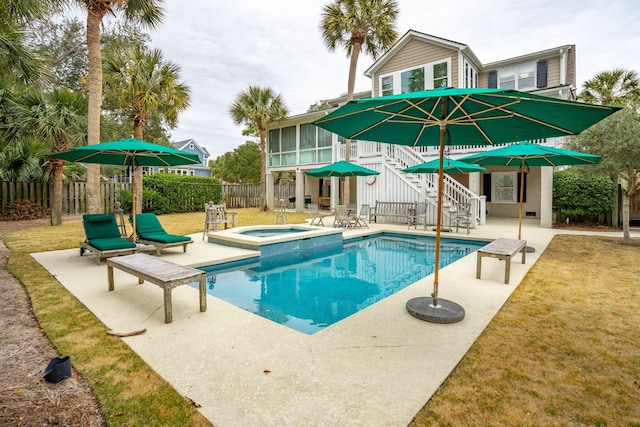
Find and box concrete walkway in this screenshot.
[32,219,628,427]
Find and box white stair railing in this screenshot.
[350,141,484,227]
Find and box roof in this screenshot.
[364,29,483,76]
[172,139,211,157]
[482,44,575,69]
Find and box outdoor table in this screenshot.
[106,253,206,323]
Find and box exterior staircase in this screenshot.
[352,142,485,228]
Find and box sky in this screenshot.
[133,0,640,159]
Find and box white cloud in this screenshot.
[145,0,640,158]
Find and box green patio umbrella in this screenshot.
[46,138,200,238]
[306,160,380,177]
[460,141,602,241]
[306,160,380,205]
[313,87,619,324]
[402,157,486,174]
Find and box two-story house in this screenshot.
[157,139,211,177]
[266,30,577,229]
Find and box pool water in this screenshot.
[199,233,484,334]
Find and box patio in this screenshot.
[31,218,621,427]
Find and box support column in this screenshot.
[266,171,274,211]
[295,169,305,212]
[468,172,480,195]
[540,166,553,228]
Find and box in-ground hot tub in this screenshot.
[206,224,344,260]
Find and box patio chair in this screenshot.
[409,202,427,230]
[334,204,357,229]
[451,202,471,234]
[80,213,138,264]
[351,204,369,228]
[308,203,330,226]
[132,213,193,256]
[203,201,237,239]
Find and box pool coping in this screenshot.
[31,219,624,427]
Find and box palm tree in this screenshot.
[103,45,191,213]
[320,0,399,203]
[579,68,640,106]
[0,0,48,85]
[15,88,87,225]
[73,0,164,214]
[229,86,288,211]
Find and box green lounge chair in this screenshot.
[80,214,138,264]
[132,213,193,256]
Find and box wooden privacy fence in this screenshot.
[1,181,296,214]
[1,181,129,215]
[220,184,295,208]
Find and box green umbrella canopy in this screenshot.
[460,141,602,241]
[45,138,201,167]
[306,160,380,177]
[312,87,619,320]
[402,157,486,174]
[459,141,602,166]
[312,87,621,147]
[46,138,200,239]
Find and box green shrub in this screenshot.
[116,174,221,214]
[553,169,615,222]
[143,174,221,214]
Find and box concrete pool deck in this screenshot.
[31,219,630,427]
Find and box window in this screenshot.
[492,172,517,203]
[401,67,424,93]
[498,63,536,90]
[499,70,515,89]
[268,129,280,153]
[381,75,393,96]
[464,61,478,88]
[281,126,296,152]
[518,67,535,90]
[433,62,448,88]
[189,143,194,149]
[379,58,451,95]
[300,124,316,150]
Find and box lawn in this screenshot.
[5,211,640,426]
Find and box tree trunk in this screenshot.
[622,191,630,242]
[86,9,104,214]
[259,128,267,211]
[343,42,362,206]
[50,160,63,226]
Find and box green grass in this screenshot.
[7,212,640,425]
[409,234,640,426]
[5,209,309,427]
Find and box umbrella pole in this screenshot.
[518,159,525,240]
[432,125,446,307]
[405,118,464,324]
[131,164,137,242]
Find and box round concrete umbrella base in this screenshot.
[526,246,536,253]
[406,297,465,324]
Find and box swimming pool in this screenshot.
[198,233,485,334]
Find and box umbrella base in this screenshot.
[526,246,536,253]
[406,297,465,324]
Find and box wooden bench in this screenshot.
[476,238,527,284]
[107,253,206,323]
[369,201,417,225]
